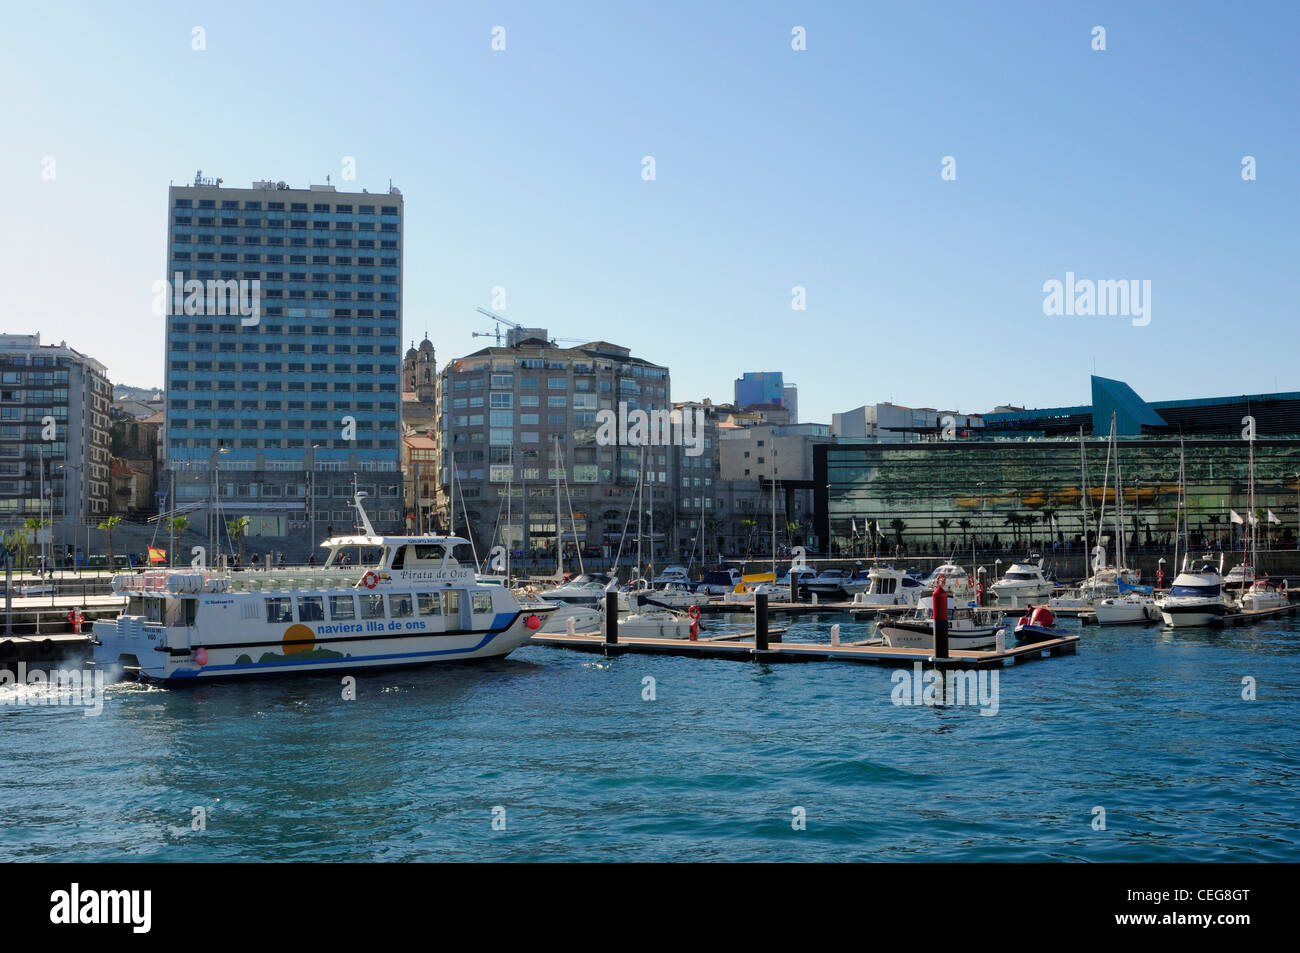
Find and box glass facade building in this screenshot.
[163,180,404,538]
[814,438,1300,558]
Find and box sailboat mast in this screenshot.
[1079,428,1089,582]
[554,435,563,579]
[771,471,777,580]
[1114,415,1125,571]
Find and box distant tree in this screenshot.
[937,518,953,550]
[97,515,121,571]
[167,515,189,567]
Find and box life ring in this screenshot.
[362,571,379,589]
[687,604,701,620]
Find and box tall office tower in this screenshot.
[162,174,404,554]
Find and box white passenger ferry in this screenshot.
[93,501,555,684]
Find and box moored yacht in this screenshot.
[94,509,555,684]
[537,572,618,606]
[992,556,1055,601]
[857,563,926,607]
[806,568,869,598]
[1158,560,1234,627]
[921,562,975,603]
[1236,578,1290,612]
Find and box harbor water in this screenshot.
[3,614,1298,861]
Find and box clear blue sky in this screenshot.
[2,1,1296,423]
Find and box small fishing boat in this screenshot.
[877,596,1004,650]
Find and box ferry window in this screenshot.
[417,593,441,616]
[391,547,405,570]
[265,597,293,624]
[298,596,325,621]
[329,595,356,620]
[443,590,461,616]
[183,599,197,626]
[388,593,414,618]
[413,545,442,561]
[471,592,493,614]
[127,597,144,615]
[145,599,164,623]
[360,593,385,619]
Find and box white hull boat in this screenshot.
[1093,593,1162,625]
[877,597,1004,650]
[1158,561,1234,627]
[94,529,555,684]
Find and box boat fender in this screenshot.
[194,647,208,666]
[524,615,541,630]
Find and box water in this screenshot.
[3,614,1298,861]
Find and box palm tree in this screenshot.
[1003,513,1022,546]
[937,518,952,550]
[167,515,189,567]
[227,516,250,566]
[97,515,121,572]
[889,518,906,548]
[958,518,972,549]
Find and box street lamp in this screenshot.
[310,444,321,555]
[210,446,229,559]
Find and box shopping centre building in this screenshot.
[814,377,1300,559]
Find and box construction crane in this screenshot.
[470,307,587,347]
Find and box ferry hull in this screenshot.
[93,613,544,684]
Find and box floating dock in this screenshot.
[531,630,1078,669]
[534,593,1078,669]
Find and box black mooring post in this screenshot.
[790,572,802,603]
[604,591,619,645]
[755,592,769,650]
[932,585,950,659]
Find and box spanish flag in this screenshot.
[148,546,167,564]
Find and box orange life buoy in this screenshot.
[362,571,379,589]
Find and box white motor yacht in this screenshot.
[921,563,975,603]
[1237,578,1290,612]
[536,572,619,606]
[806,568,869,598]
[1158,561,1234,627]
[992,556,1055,601]
[857,563,926,607]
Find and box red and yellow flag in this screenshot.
[148,546,167,564]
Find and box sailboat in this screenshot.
[1231,436,1289,611]
[1091,415,1160,623]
